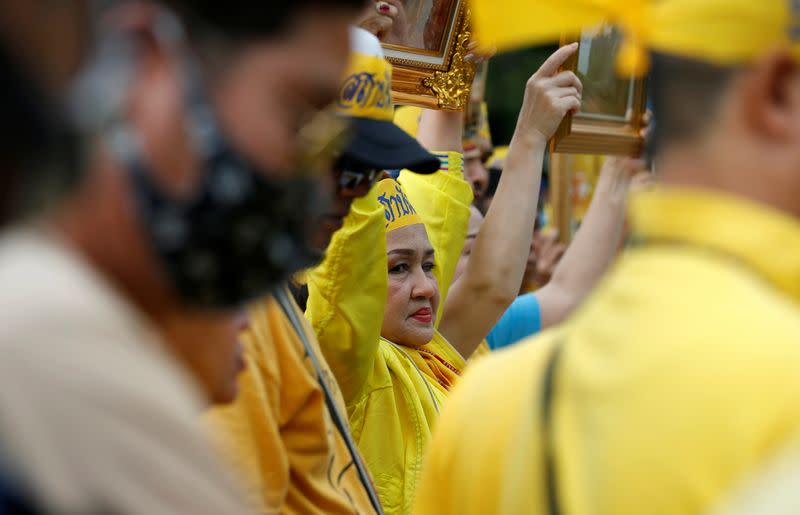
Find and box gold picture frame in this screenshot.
[550,25,648,156]
[381,0,476,111]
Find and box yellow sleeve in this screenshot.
[206,301,289,513]
[305,189,387,408]
[398,151,472,326]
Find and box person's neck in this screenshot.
[657,140,800,220]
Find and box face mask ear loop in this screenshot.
[151,9,225,169]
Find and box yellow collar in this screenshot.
[629,188,800,301]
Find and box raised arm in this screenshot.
[415,109,463,153]
[535,156,644,328]
[439,43,582,358]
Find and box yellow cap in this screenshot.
[375,179,423,232]
[394,105,423,138]
[472,0,800,75]
[337,28,395,121]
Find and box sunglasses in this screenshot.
[334,158,383,190]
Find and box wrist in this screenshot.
[510,127,548,150]
[595,170,633,204]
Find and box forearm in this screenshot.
[439,133,546,358]
[466,132,546,303]
[415,109,463,153]
[540,162,631,327]
[438,42,583,355]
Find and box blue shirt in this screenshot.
[486,292,542,351]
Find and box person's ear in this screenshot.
[124,23,197,195]
[740,51,800,143]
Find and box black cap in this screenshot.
[342,117,441,174]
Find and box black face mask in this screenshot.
[116,60,329,309]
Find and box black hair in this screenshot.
[650,52,738,149]
[161,0,367,41]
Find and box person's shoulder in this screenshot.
[448,328,562,422]
[589,247,800,349]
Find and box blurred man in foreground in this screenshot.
[0,0,363,512]
[0,2,93,512]
[415,1,800,514]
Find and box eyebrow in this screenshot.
[388,249,414,257]
[387,248,436,258]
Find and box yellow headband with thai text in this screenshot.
[375,179,423,232]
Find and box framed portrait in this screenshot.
[550,24,648,156]
[381,0,477,111]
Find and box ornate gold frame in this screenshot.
[382,1,477,111]
[550,33,648,156]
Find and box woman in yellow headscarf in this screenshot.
[306,43,582,514]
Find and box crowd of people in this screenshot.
[1,0,799,514]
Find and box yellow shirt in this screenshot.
[307,153,472,515]
[415,188,800,515]
[207,289,377,515]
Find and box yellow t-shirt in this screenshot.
[415,188,800,515]
[206,289,377,515]
[307,153,472,515]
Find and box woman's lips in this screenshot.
[410,307,432,324]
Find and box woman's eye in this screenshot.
[422,262,436,273]
[389,263,409,274]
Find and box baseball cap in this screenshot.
[336,28,441,175]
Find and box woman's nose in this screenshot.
[411,269,436,299]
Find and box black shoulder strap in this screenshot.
[272,286,384,515]
[541,341,564,515]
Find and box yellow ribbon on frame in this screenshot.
[470,0,800,76]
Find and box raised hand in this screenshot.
[515,43,583,142]
[356,1,398,42]
[378,0,411,46]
